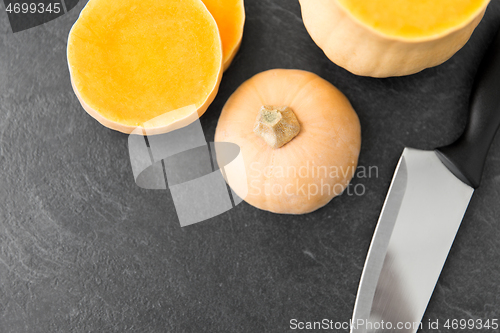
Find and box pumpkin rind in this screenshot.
[299,0,490,77]
[67,0,223,134]
[215,69,362,214]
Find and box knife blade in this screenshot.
[351,28,500,333]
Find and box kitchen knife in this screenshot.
[351,28,500,333]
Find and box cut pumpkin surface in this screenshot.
[336,0,488,39]
[300,0,490,77]
[67,0,223,134]
[202,0,245,70]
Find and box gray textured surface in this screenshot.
[1,1,500,332]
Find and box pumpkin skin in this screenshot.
[215,69,361,214]
[299,0,490,77]
[67,0,223,135]
[202,0,245,71]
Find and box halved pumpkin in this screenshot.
[300,0,490,77]
[67,0,223,134]
[202,0,245,71]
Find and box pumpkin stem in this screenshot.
[253,105,300,149]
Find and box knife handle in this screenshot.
[436,28,500,189]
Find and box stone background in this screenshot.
[0,1,499,332]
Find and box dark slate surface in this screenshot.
[1,1,500,332]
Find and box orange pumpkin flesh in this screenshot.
[67,0,223,134]
[338,0,488,39]
[202,0,245,71]
[300,0,490,77]
[215,69,361,214]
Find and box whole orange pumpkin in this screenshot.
[215,69,362,214]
